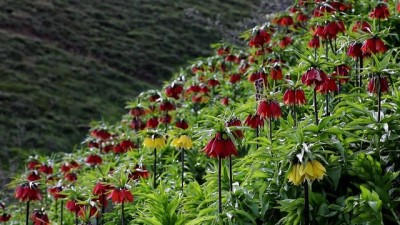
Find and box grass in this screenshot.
[0,0,265,169]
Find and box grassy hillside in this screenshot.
[0,0,267,163]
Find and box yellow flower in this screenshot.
[299,160,326,181]
[143,136,166,150]
[287,163,305,186]
[171,135,193,149]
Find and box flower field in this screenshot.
[1,0,400,224]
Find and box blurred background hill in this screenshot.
[0,0,291,171]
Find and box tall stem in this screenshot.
[268,118,272,142]
[313,87,319,125]
[61,200,64,225]
[181,148,184,190]
[255,125,259,150]
[325,94,329,116]
[153,148,157,189]
[75,211,78,225]
[121,201,125,225]
[304,181,310,225]
[101,194,105,225]
[25,201,29,225]
[378,76,382,123]
[359,57,363,87]
[229,155,233,192]
[218,157,222,214]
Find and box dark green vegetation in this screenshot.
[0,0,268,164]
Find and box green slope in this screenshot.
[0,0,263,161]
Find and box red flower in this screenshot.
[39,164,53,175]
[175,119,189,130]
[296,12,308,22]
[66,200,82,213]
[257,100,281,119]
[203,132,238,159]
[15,182,42,202]
[149,93,161,102]
[165,83,183,100]
[398,3,400,13]
[64,172,78,182]
[226,118,244,139]
[347,42,363,58]
[308,35,320,48]
[361,37,387,55]
[91,129,111,140]
[270,66,283,80]
[200,85,209,93]
[31,209,50,225]
[159,113,172,124]
[275,15,294,26]
[130,117,146,130]
[108,188,134,204]
[48,185,66,200]
[369,3,390,19]
[317,77,338,94]
[217,47,230,56]
[129,106,146,117]
[27,170,41,182]
[229,74,241,84]
[279,36,292,48]
[301,67,328,86]
[128,164,150,180]
[78,205,98,219]
[283,89,306,105]
[0,213,11,222]
[332,64,351,84]
[88,141,99,149]
[27,160,41,170]
[207,79,220,87]
[86,154,102,166]
[186,84,201,94]
[368,76,389,94]
[146,117,159,129]
[220,97,229,106]
[225,54,238,62]
[93,182,112,196]
[159,101,175,111]
[244,114,264,129]
[248,71,267,84]
[249,29,271,47]
[352,21,371,33]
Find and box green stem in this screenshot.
[61,200,63,225]
[304,181,310,225]
[153,148,157,189]
[314,87,319,125]
[325,94,329,116]
[26,201,29,225]
[121,201,125,225]
[229,155,233,192]
[218,157,222,214]
[268,117,272,142]
[181,148,184,190]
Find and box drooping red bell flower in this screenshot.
[88,141,99,149]
[27,170,41,182]
[321,20,345,40]
[175,119,189,130]
[27,159,41,170]
[15,182,42,202]
[296,12,308,23]
[330,1,351,12]
[31,209,50,225]
[200,85,209,94]
[367,76,389,94]
[279,36,292,48]
[308,35,320,48]
[39,164,53,175]
[274,15,294,26]
[249,29,271,48]
[219,62,227,73]
[146,117,159,129]
[257,100,282,119]
[203,132,238,159]
[186,84,201,94]
[159,113,172,124]
[217,47,230,56]
[102,145,113,154]
[64,172,78,182]
[149,93,161,102]
[270,65,283,80]
[220,97,229,106]
[397,3,400,13]
[129,106,146,117]
[352,21,371,33]
[207,78,220,87]
[225,54,238,62]
[361,37,387,55]
[244,114,264,129]
[93,182,112,196]
[107,187,134,204]
[128,164,150,180]
[48,185,66,200]
[0,213,11,222]
[159,101,175,111]
[332,64,351,84]
[226,118,244,139]
[369,3,390,19]
[66,200,82,213]
[130,117,146,130]
[317,77,338,94]
[248,71,267,83]
[229,74,241,84]
[347,42,363,59]
[165,83,184,100]
[91,129,111,140]
[86,154,102,166]
[301,67,328,86]
[60,163,72,174]
[283,89,306,106]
